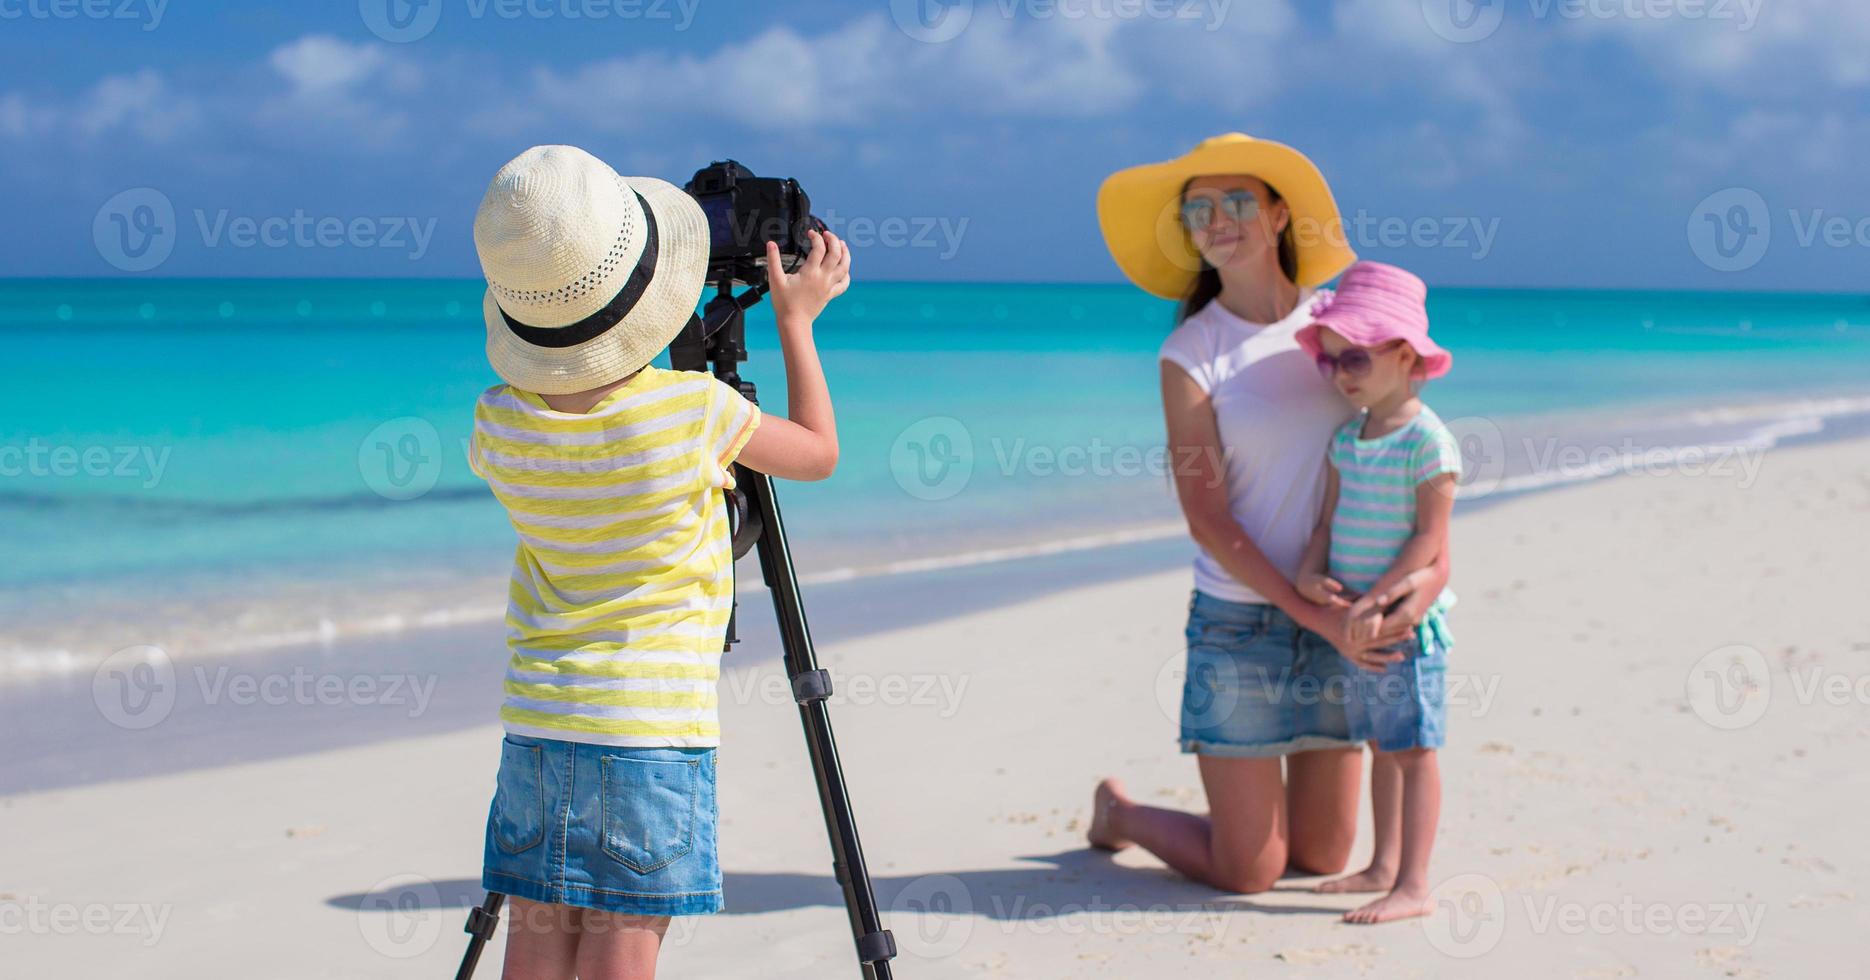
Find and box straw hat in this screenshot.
[474,145,708,394]
[1096,133,1358,299]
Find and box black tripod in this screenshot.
[455,280,897,980]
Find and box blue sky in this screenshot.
[1,0,1864,289]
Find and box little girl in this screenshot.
[467,145,850,978]
[1292,261,1460,925]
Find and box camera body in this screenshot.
[684,160,825,286]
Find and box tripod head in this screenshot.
[668,278,767,392]
[668,278,770,565]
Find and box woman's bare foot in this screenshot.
[1314,864,1397,894]
[1342,883,1434,924]
[1087,778,1133,851]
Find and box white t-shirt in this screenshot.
[1158,289,1354,605]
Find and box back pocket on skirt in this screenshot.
[492,737,546,854]
[600,756,700,875]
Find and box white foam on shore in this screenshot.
[6,392,1869,682]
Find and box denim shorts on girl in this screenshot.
[1344,614,1451,752]
[1178,591,1359,757]
[482,734,722,916]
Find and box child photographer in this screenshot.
[467,145,850,978]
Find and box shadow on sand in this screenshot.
[326,848,1343,918]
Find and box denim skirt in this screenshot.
[1178,591,1359,758]
[482,733,722,916]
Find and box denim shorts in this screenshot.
[1345,615,1451,752]
[1178,591,1358,758]
[482,734,722,916]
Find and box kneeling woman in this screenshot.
[1086,134,1448,892]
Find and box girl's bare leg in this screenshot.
[501,897,579,980]
[1345,748,1440,923]
[573,911,670,979]
[1318,748,1401,893]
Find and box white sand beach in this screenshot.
[5,435,1866,978]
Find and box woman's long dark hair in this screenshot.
[1175,180,1300,324]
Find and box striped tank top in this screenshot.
[1327,404,1461,613]
[468,367,761,747]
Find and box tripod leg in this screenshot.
[740,469,898,979]
[455,891,505,980]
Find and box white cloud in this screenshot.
[269,35,407,95]
[527,13,1149,131]
[1117,0,1296,109]
[257,35,422,147]
[0,92,57,140]
[1566,0,1870,93]
[531,18,900,130]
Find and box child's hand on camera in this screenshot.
[1296,571,1347,607]
[766,229,851,327]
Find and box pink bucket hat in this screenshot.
[1296,261,1452,379]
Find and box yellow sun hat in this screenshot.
[1096,132,1358,299]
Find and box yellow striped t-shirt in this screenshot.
[468,367,761,747]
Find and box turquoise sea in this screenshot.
[5,279,1870,670]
